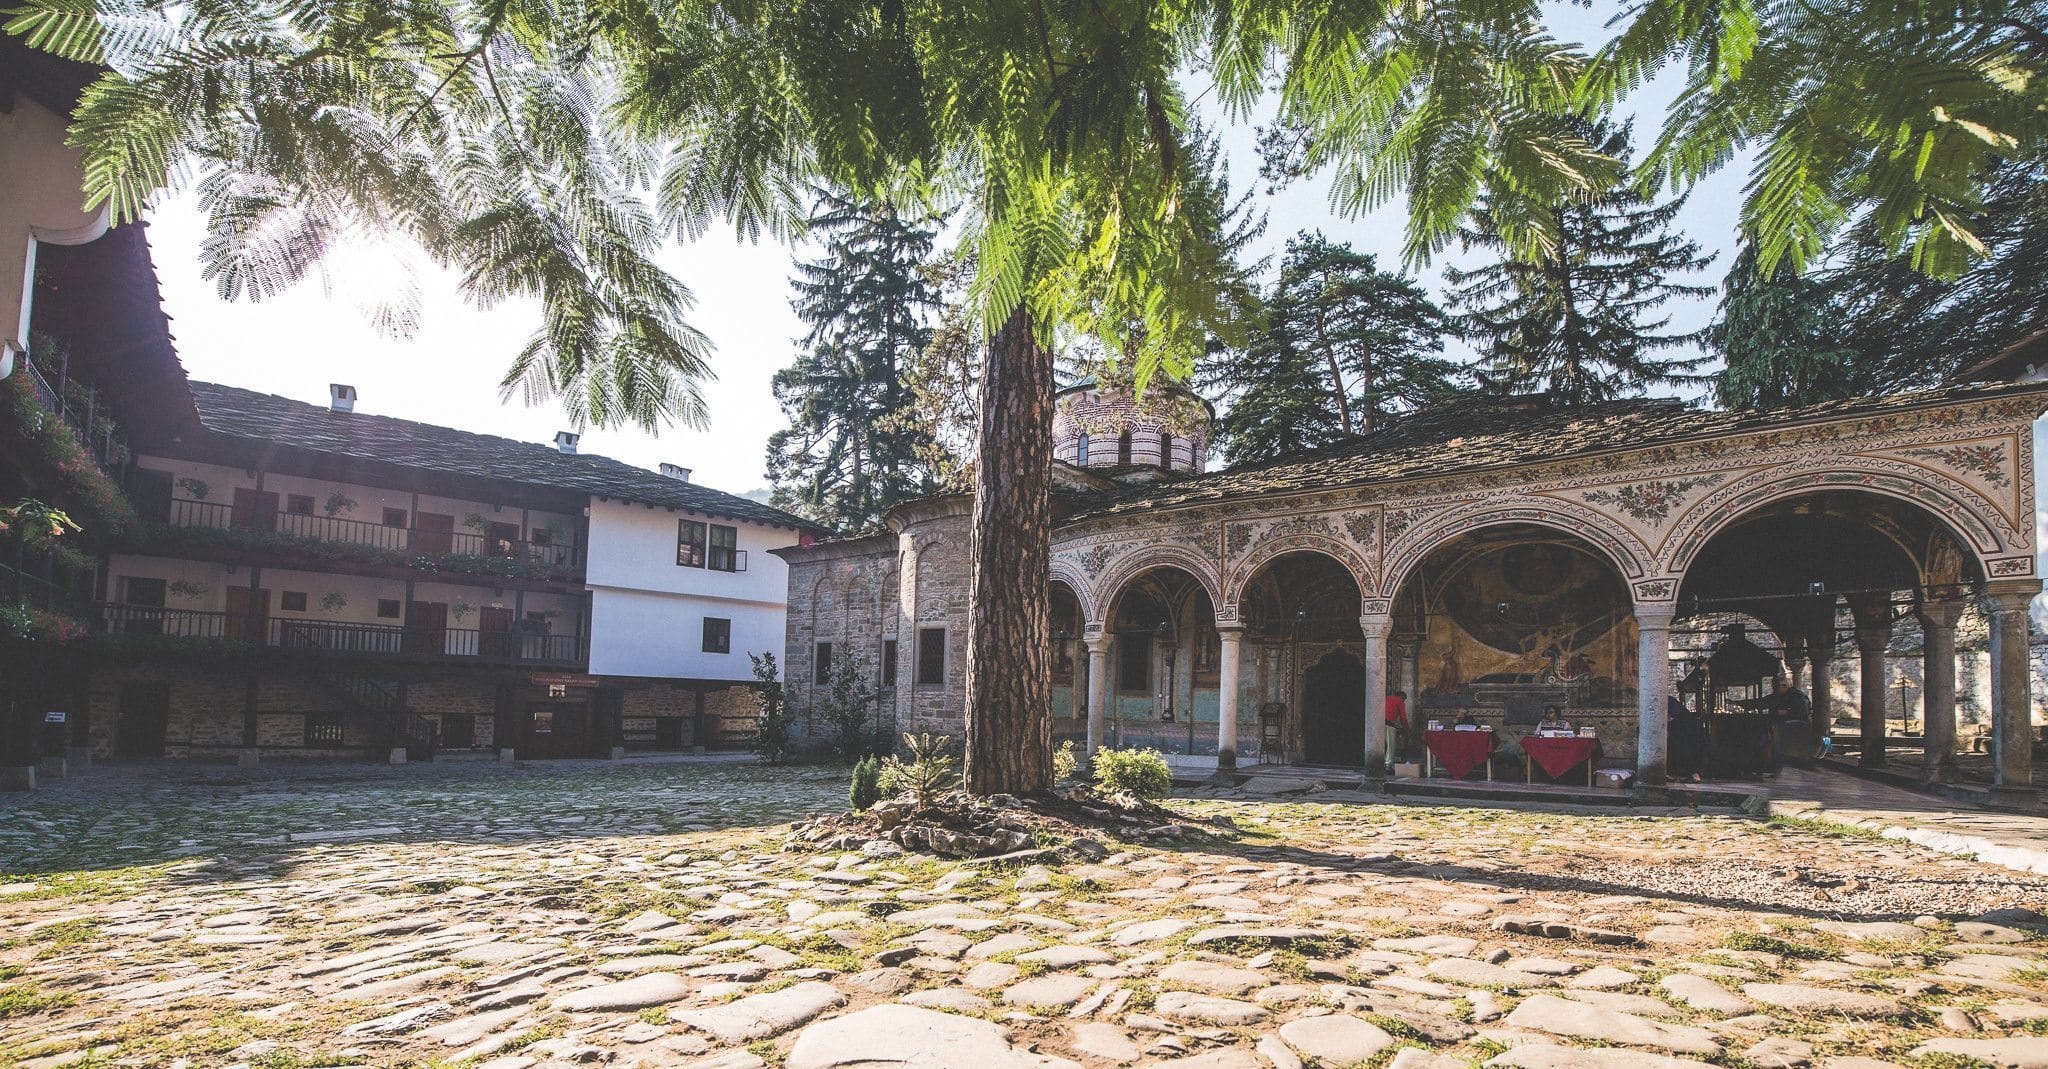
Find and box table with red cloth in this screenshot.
[1520,734,1603,785]
[1422,729,1496,779]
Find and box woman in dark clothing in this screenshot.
[1667,694,1708,782]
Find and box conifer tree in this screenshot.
[1447,126,1714,404]
[1710,247,1870,410]
[765,190,941,533]
[1205,233,1457,465]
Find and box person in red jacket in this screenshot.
[1385,689,1408,765]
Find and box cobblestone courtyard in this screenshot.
[5,762,2048,1069]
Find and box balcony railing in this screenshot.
[149,497,584,572]
[21,351,127,473]
[96,604,588,667]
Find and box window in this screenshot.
[708,524,739,571]
[1160,433,1174,469]
[286,494,315,516]
[305,711,344,747]
[530,526,554,546]
[916,628,946,685]
[703,617,731,654]
[1117,636,1151,692]
[1076,434,1090,466]
[677,519,707,567]
[382,507,408,528]
[814,642,834,684]
[280,591,309,612]
[1117,430,1133,465]
[376,598,402,619]
[881,639,898,686]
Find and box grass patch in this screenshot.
[31,919,101,947]
[0,983,76,1019]
[637,1006,669,1025]
[1911,1054,1998,1069]
[1768,813,1891,843]
[1723,930,1838,960]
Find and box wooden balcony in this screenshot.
[128,497,585,581]
[95,604,589,669]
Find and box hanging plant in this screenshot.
[461,512,489,532]
[451,601,475,623]
[320,592,348,613]
[167,579,210,600]
[176,476,211,501]
[323,490,357,517]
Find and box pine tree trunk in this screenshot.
[964,305,1052,796]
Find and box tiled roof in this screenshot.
[189,382,819,531]
[1070,382,2048,521]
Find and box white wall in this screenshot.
[583,497,796,680]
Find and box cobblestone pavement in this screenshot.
[5,761,2048,1069]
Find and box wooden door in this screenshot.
[225,586,270,643]
[115,683,170,759]
[414,512,454,553]
[231,487,279,530]
[479,606,516,657]
[130,469,173,523]
[440,713,475,749]
[122,576,166,636]
[406,601,448,653]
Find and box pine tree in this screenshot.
[1205,233,1457,465]
[1710,247,1870,410]
[765,190,942,533]
[1447,126,1715,404]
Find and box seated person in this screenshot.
[1536,705,1572,732]
[1454,710,1481,728]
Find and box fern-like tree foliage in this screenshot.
[1204,233,1459,466]
[1447,126,1715,404]
[766,189,941,533]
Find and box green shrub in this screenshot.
[1053,739,1079,783]
[849,755,882,811]
[879,733,958,809]
[1093,746,1172,798]
[747,652,793,763]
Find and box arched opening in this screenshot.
[1238,551,1366,766]
[1104,565,1217,755]
[1677,489,1986,779]
[1117,430,1134,466]
[1049,579,1085,746]
[1387,523,1636,781]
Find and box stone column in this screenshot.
[1215,626,1244,772]
[1784,635,1809,695]
[1982,579,2041,796]
[1807,621,1836,740]
[1634,604,1676,787]
[1084,634,1111,758]
[1918,596,1966,786]
[1849,593,1893,768]
[1361,614,1391,784]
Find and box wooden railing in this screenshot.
[20,352,127,472]
[152,497,584,569]
[96,604,588,667]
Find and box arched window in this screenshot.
[1076,434,1090,465]
[1160,433,1175,469]
[1117,430,1133,465]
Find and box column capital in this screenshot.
[1082,633,1113,653]
[1214,623,1247,637]
[1981,578,2042,614]
[1632,603,1678,627]
[1918,595,1969,628]
[1359,614,1394,638]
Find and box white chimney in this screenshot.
[329,383,357,413]
[659,463,692,482]
[554,431,580,455]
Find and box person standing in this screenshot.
[1385,689,1409,767]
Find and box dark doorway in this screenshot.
[478,606,516,657]
[130,468,173,523]
[115,683,170,759]
[487,521,521,558]
[1301,650,1366,766]
[654,717,684,749]
[520,703,589,758]
[440,713,476,749]
[406,601,448,654]
[414,512,455,553]
[225,586,271,643]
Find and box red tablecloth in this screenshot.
[1423,729,1495,778]
[1522,735,1602,779]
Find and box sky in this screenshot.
[141,4,1752,500]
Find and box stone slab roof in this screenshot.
[1070,382,2048,521]
[189,381,818,531]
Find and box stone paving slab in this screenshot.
[1770,766,2048,875]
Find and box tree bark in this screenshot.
[964,305,1053,795]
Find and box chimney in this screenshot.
[554,431,580,455]
[329,384,357,413]
[659,463,692,482]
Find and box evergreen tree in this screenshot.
[1447,126,1714,404]
[765,190,941,533]
[1710,247,1869,410]
[1205,233,1457,465]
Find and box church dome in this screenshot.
[1052,379,1213,474]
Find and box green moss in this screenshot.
[0,983,76,1019]
[1723,929,1838,960]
